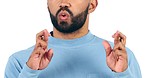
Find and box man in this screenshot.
[5,0,141,78]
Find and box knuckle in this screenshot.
[36,47,44,53]
[37,47,42,50]
[36,32,40,38]
[36,41,41,47]
[123,35,126,38]
[36,40,47,48]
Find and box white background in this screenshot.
[0,0,148,78]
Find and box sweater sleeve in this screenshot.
[4,55,41,78]
[113,48,142,78]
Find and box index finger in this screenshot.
[113,31,126,45]
[118,31,126,45]
[36,29,50,42]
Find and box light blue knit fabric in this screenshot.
[5,31,141,78]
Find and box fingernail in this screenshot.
[117,30,120,33]
[112,35,114,38]
[44,29,48,32]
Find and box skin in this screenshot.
[27,29,53,70]
[48,0,97,39]
[103,31,128,72]
[27,0,128,73]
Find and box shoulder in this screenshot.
[8,46,35,64]
[5,46,35,76]
[94,34,134,58]
[91,35,105,45]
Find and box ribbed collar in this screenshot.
[48,31,95,47]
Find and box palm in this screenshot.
[106,50,127,72]
[27,29,53,70]
[39,52,52,70]
[103,31,128,72]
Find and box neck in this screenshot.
[53,16,89,40]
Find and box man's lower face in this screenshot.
[48,5,89,34]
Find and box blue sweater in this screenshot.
[5,31,141,78]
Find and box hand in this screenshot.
[27,29,53,70]
[103,31,128,72]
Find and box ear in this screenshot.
[88,0,98,14]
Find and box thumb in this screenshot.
[47,49,53,61]
[102,40,112,56]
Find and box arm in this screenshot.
[103,31,142,78]
[113,48,142,78]
[4,55,40,78]
[5,29,53,78]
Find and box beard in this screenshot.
[48,5,89,34]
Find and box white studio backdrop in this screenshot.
[0,0,147,78]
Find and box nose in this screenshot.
[59,0,71,8]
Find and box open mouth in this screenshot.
[58,11,70,21]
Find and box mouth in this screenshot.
[58,11,70,21]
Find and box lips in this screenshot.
[58,11,70,21]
